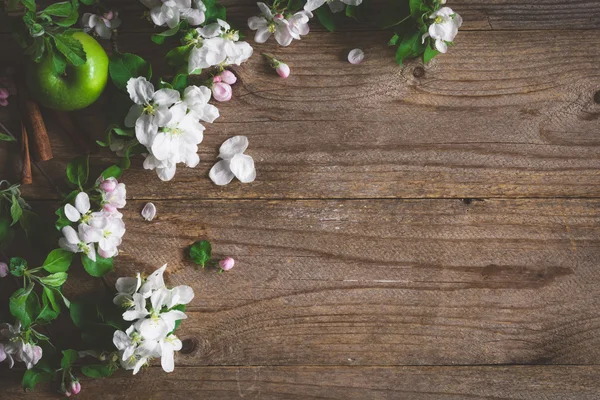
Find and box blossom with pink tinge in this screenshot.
[212,82,232,102]
[219,257,235,271]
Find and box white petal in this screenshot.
[274,26,293,46]
[61,225,80,244]
[248,16,267,31]
[435,38,448,53]
[125,104,144,127]
[151,287,170,312]
[348,48,364,64]
[140,264,167,297]
[304,0,326,11]
[230,154,256,183]
[112,330,131,351]
[127,77,154,105]
[218,136,248,160]
[64,203,81,223]
[75,192,90,214]
[138,318,169,341]
[136,114,158,146]
[141,203,157,221]
[58,238,79,253]
[156,164,177,181]
[160,310,187,332]
[116,277,139,295]
[153,89,181,107]
[160,341,175,373]
[200,104,219,123]
[328,0,345,13]
[95,22,112,40]
[254,27,272,44]
[209,160,235,186]
[168,285,194,308]
[257,2,273,19]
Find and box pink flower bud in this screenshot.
[104,11,114,20]
[219,257,235,271]
[71,381,81,395]
[100,178,118,193]
[213,75,222,83]
[0,262,7,278]
[274,13,284,20]
[276,63,290,79]
[64,391,72,397]
[0,88,8,99]
[212,82,232,102]
[219,70,237,85]
[0,98,7,107]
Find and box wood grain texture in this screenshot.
[3,366,600,399]
[1,29,599,200]
[45,198,599,366]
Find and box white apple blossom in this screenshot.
[64,192,91,223]
[304,0,362,13]
[82,11,121,40]
[422,7,462,53]
[59,225,97,262]
[98,177,127,212]
[248,3,312,46]
[125,77,181,147]
[209,136,256,186]
[142,102,205,181]
[188,19,253,73]
[183,86,219,123]
[0,321,42,370]
[80,212,126,258]
[141,0,206,28]
[113,264,194,374]
[114,273,142,306]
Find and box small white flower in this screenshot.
[59,225,97,261]
[141,203,157,221]
[188,19,253,73]
[114,273,142,306]
[183,86,220,123]
[124,77,181,148]
[141,0,206,28]
[64,192,91,223]
[79,212,126,258]
[422,7,462,53]
[209,136,256,186]
[123,293,150,321]
[304,0,362,13]
[159,334,182,372]
[82,11,121,40]
[100,178,127,212]
[113,327,138,361]
[139,264,167,298]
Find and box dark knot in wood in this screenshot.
[180,338,198,354]
[594,90,600,104]
[413,67,425,78]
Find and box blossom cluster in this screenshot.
[82,11,121,40]
[0,321,42,370]
[113,264,194,374]
[142,0,207,28]
[125,76,219,181]
[59,176,127,260]
[248,2,311,47]
[188,19,253,74]
[422,7,462,53]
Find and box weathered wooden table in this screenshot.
[2,0,600,398]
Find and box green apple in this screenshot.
[26,32,109,111]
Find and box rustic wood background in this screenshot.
[2,0,600,398]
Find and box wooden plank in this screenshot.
[5,0,598,34]
[46,198,600,366]
[1,29,598,200]
[3,365,600,399]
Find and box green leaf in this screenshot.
[66,155,89,186]
[423,46,439,64]
[22,369,54,391]
[53,8,79,27]
[315,7,336,32]
[52,33,86,66]
[20,0,36,12]
[112,127,134,137]
[109,53,152,92]
[80,0,96,4]
[41,1,73,17]
[10,194,22,225]
[0,133,16,142]
[189,240,212,267]
[395,31,423,65]
[60,349,79,370]
[151,23,182,45]
[42,248,74,273]
[81,364,115,378]
[40,272,68,287]
[171,74,189,92]
[36,304,59,323]
[409,0,430,18]
[47,42,67,75]
[166,44,193,68]
[82,254,114,277]
[10,283,40,329]
[70,298,93,328]
[203,0,226,23]
[9,257,27,277]
[101,165,123,180]
[388,33,400,46]
[43,287,61,313]
[54,207,71,231]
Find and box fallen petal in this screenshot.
[141,203,157,221]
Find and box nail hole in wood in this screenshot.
[594,90,600,104]
[180,338,197,354]
[413,67,425,78]
[461,198,473,205]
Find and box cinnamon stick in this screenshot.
[48,110,93,155]
[20,120,32,185]
[19,96,53,162]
